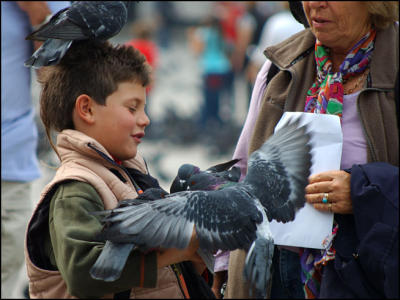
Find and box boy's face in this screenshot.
[91,81,149,161]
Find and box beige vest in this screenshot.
[226,24,399,298]
[24,130,185,299]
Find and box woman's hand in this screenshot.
[305,170,353,214]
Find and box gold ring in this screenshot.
[328,203,332,212]
[322,193,329,204]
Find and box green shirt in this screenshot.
[46,181,157,298]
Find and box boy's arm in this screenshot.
[48,181,158,298]
[156,226,204,269]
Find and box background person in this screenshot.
[1,2,70,298]
[187,14,233,131]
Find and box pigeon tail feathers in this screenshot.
[24,39,73,69]
[90,241,135,282]
[243,236,274,298]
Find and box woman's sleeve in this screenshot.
[49,181,158,298]
[214,59,273,271]
[232,59,272,179]
[349,162,398,298]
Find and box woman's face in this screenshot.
[302,1,371,53]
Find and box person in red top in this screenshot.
[125,20,158,93]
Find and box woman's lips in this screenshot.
[312,18,331,28]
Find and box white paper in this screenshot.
[269,112,342,249]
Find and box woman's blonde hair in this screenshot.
[365,1,399,29]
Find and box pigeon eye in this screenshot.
[191,181,196,185]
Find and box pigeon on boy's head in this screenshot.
[24,1,128,69]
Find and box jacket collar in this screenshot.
[369,24,398,89]
[56,129,147,174]
[263,28,315,69]
[57,129,114,165]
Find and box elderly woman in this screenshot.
[225,1,398,299]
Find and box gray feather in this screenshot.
[24,39,72,69]
[90,241,134,282]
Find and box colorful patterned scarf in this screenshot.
[301,28,376,299]
[304,29,376,117]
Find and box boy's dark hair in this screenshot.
[39,40,151,156]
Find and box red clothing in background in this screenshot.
[126,39,158,93]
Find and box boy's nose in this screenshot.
[138,111,150,127]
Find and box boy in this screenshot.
[24,40,203,298]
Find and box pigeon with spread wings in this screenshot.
[90,159,241,282]
[24,1,128,68]
[92,116,313,297]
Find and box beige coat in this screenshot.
[24,130,186,299]
[225,24,399,298]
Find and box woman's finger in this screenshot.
[305,192,335,204]
[312,202,334,213]
[308,170,341,184]
[305,181,332,194]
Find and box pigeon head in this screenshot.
[186,172,227,191]
[170,164,200,193]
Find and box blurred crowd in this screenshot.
[125,1,303,154]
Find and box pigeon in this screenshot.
[91,115,313,297]
[170,158,241,193]
[90,187,169,282]
[90,160,240,282]
[24,1,128,68]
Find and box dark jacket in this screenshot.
[331,163,399,298]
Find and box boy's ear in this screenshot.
[75,94,95,124]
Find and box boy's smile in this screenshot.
[89,80,149,161]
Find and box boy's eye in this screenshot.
[129,107,137,112]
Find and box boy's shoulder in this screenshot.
[53,180,98,198]
[51,180,104,208]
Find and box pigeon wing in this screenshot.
[26,1,127,41]
[25,7,87,41]
[66,1,128,40]
[245,117,312,223]
[206,158,240,173]
[99,187,262,252]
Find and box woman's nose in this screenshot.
[307,1,328,9]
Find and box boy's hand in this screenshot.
[212,271,228,299]
[157,226,201,268]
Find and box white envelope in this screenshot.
[269,112,342,249]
